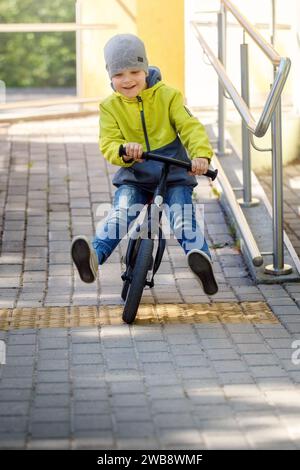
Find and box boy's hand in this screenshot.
[188,157,209,176]
[123,142,144,162]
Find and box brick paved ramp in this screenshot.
[1,309,300,450]
[1,117,300,449]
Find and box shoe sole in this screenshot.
[188,252,218,296]
[71,238,96,283]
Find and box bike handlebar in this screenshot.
[119,145,218,181]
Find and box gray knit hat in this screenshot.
[104,34,148,79]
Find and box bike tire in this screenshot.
[122,238,154,324]
[121,238,139,301]
[121,277,130,301]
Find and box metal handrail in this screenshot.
[192,22,255,130]
[191,22,291,138]
[255,57,291,136]
[0,13,119,118]
[218,0,292,275]
[193,0,293,275]
[0,19,114,115]
[211,155,263,267]
[221,0,281,65]
[0,96,101,111]
[0,23,116,32]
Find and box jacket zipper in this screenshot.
[137,96,150,152]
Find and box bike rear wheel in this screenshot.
[122,238,154,324]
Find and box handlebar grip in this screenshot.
[204,168,218,181]
[118,145,218,180]
[119,145,126,157]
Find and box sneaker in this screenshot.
[71,236,98,283]
[187,249,218,295]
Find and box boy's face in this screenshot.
[112,69,147,98]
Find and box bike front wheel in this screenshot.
[122,238,154,324]
[121,276,130,301]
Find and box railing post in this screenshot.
[271,0,276,46]
[265,95,292,275]
[238,40,259,207]
[217,6,227,155]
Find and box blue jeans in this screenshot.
[92,184,210,264]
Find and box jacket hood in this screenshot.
[146,66,162,87]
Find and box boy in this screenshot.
[71,33,218,296]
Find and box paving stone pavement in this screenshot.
[0,116,300,450]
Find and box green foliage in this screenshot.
[0,0,76,87]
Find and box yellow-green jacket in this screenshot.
[99,67,213,190]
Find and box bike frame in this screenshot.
[119,145,218,290]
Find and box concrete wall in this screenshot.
[136,0,184,93]
[77,0,136,101]
[77,0,185,99]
